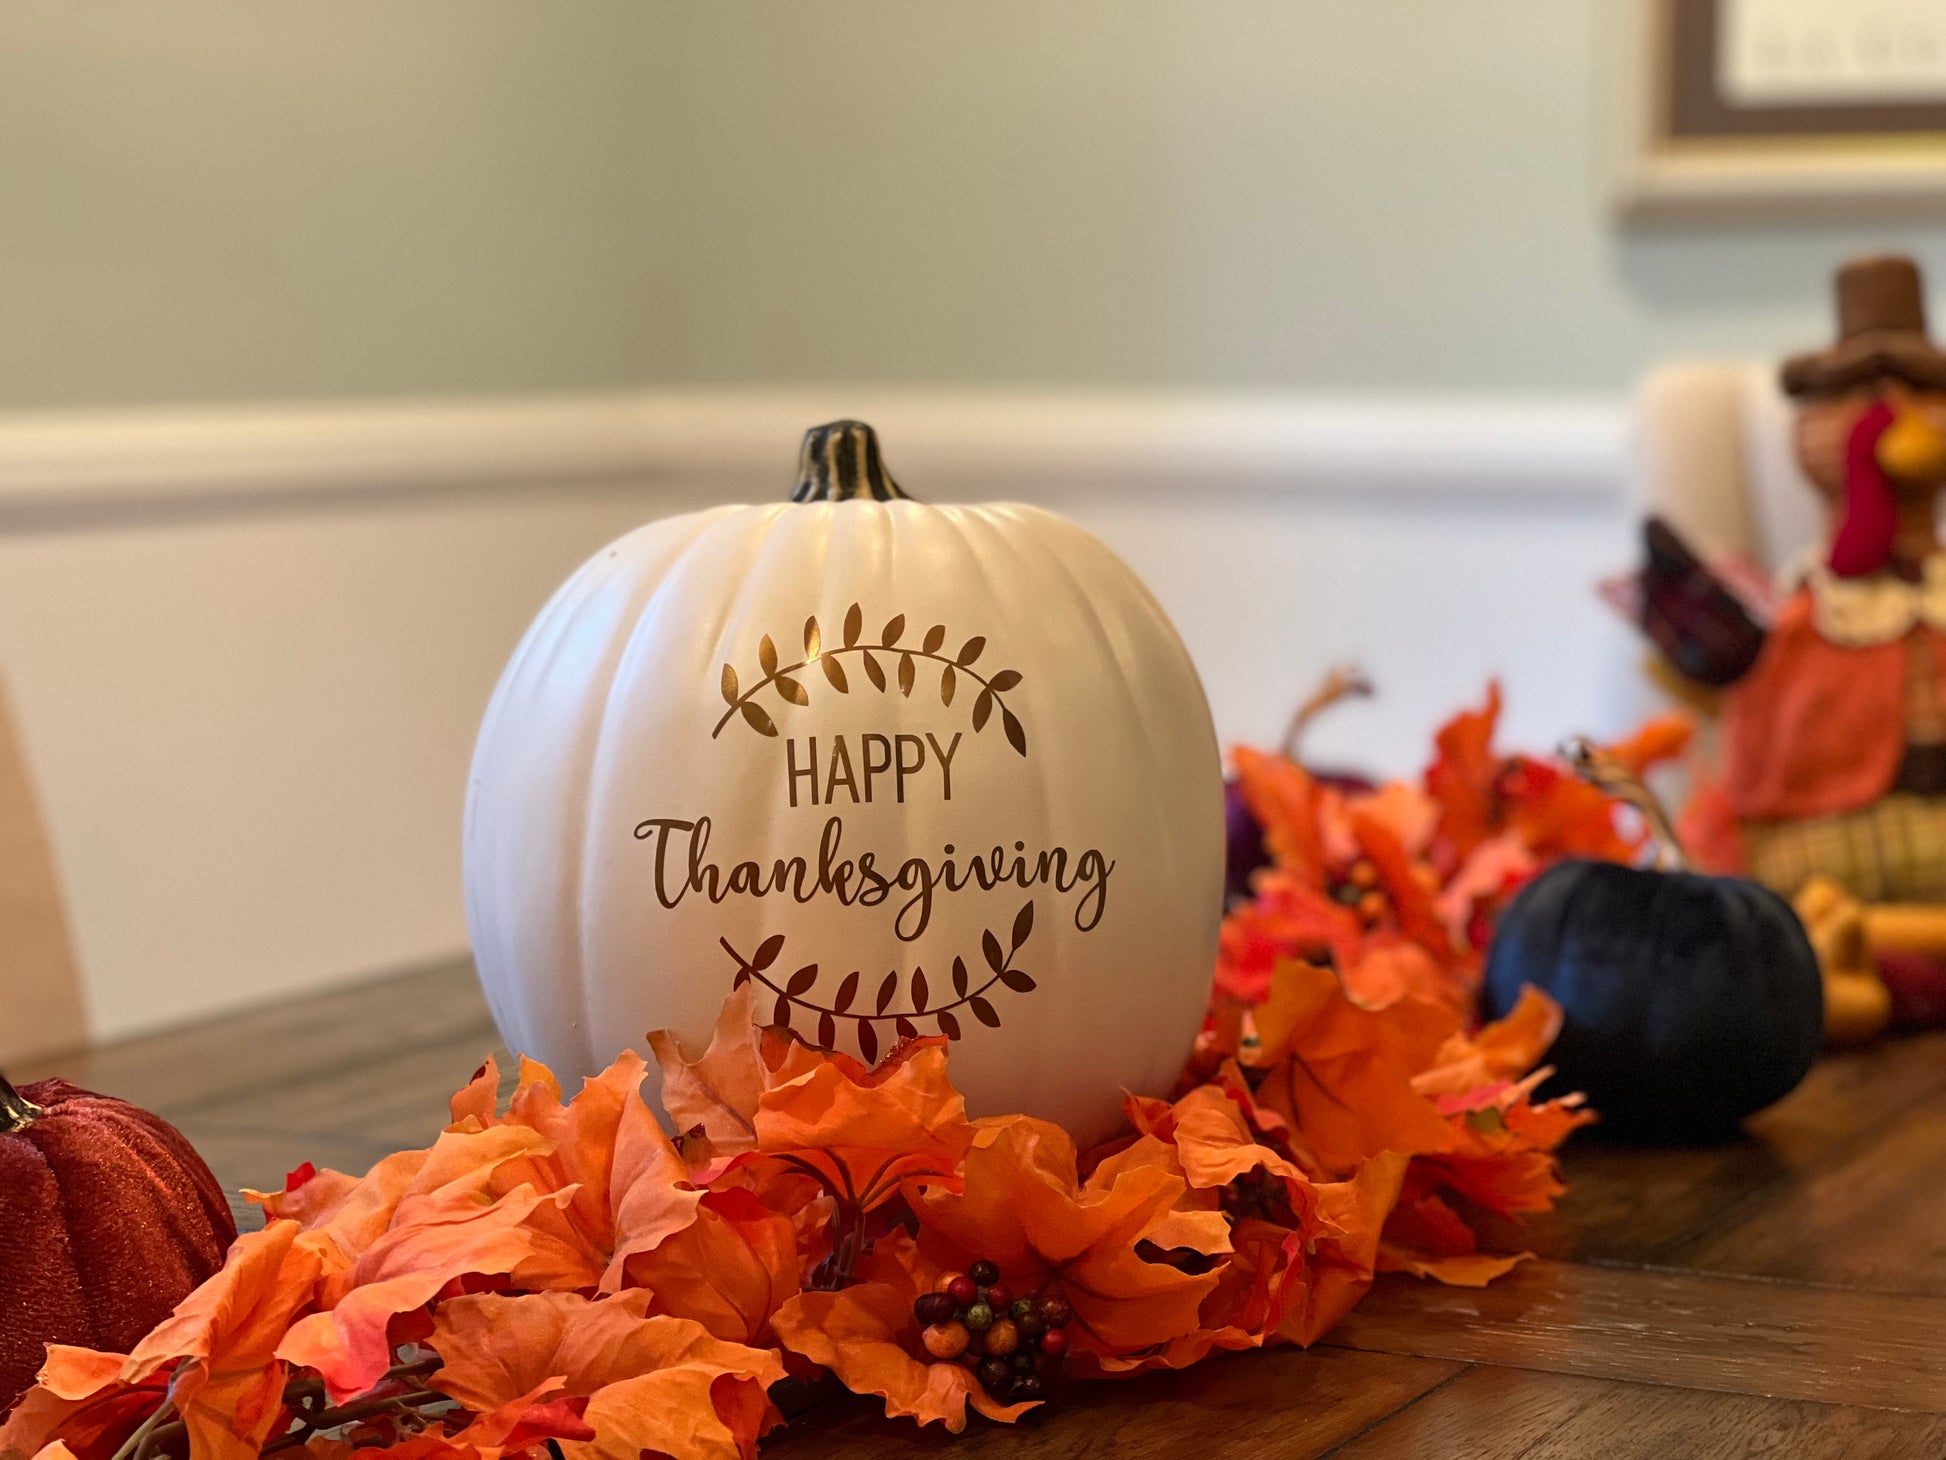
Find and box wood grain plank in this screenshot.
[766,1346,1459,1460]
[165,1027,508,1150]
[1521,1032,1946,1266]
[1667,1081,1946,1295]
[1327,1262,1946,1412]
[13,960,494,1116]
[1333,1365,1946,1460]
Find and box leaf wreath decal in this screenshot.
[711,603,1028,755]
[718,898,1038,1059]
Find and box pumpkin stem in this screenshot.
[0,1071,42,1133]
[1561,736,1688,872]
[1279,664,1374,762]
[791,421,911,503]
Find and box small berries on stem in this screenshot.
[910,1257,1073,1405]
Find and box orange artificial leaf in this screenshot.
[1413,985,1563,1099]
[770,1232,1036,1431]
[648,982,779,1157]
[1347,807,1449,956]
[913,1115,1226,1364]
[466,1051,708,1292]
[1378,1190,1530,1287]
[1249,960,1460,1175]
[248,1124,555,1266]
[1424,682,1504,863]
[1232,746,1328,878]
[629,1187,803,1346]
[428,1289,786,1460]
[729,1036,973,1215]
[280,1183,575,1402]
[1274,1152,1409,1347]
[0,1347,159,1460]
[121,1220,326,1460]
[1604,713,1693,776]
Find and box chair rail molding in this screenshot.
[0,390,1628,527]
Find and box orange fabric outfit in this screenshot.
[1721,588,1946,822]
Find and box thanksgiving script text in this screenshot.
[630,814,1114,941]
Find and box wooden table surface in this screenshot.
[24,963,1946,1458]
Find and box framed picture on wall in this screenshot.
[1615,0,1946,217]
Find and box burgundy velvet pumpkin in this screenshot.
[1,1073,237,1409]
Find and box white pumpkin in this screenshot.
[464,421,1223,1142]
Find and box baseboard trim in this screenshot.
[0,389,1628,529]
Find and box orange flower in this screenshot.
[769,1231,1036,1432]
[428,1289,786,1460]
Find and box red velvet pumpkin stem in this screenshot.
[1279,663,1374,761]
[1561,737,1688,872]
[0,1070,41,1133]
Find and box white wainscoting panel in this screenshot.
[0,391,1639,1041]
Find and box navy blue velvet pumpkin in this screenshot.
[1481,859,1823,1141]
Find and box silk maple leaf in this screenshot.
[446,1051,707,1292]
[910,1115,1228,1366]
[428,1288,786,1460]
[1247,959,1462,1176]
[627,1186,804,1346]
[771,1230,1038,1432]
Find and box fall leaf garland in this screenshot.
[3,687,1636,1460]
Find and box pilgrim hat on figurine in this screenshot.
[1781,254,1946,399]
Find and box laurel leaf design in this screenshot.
[1003,707,1028,757]
[982,929,1005,974]
[858,1018,878,1064]
[956,637,985,667]
[834,970,859,1012]
[720,664,739,706]
[988,669,1023,693]
[911,967,930,1012]
[897,653,916,697]
[881,614,905,647]
[776,675,810,707]
[972,688,994,731]
[732,967,750,989]
[772,993,790,1027]
[937,1009,962,1040]
[804,616,821,661]
[896,1015,919,1040]
[758,635,779,676]
[817,1012,836,1049]
[969,997,1000,1029]
[876,971,898,1014]
[1000,969,1037,993]
[940,664,956,706]
[753,934,786,971]
[823,655,849,692]
[862,649,887,692]
[844,603,862,648]
[786,963,819,996]
[923,624,946,654]
[1011,901,1035,951]
[741,701,779,738]
[952,955,969,998]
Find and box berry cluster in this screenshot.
[1327,857,1387,925]
[912,1259,1072,1403]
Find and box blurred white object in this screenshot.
[1631,362,1827,574]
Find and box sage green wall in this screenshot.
[0,2,668,411]
[656,0,1946,392]
[11,0,1946,409]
